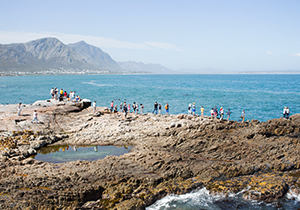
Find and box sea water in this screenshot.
[147,188,300,210]
[1,74,300,209]
[0,74,299,122]
[33,145,132,163]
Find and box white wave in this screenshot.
[286,189,300,201]
[146,186,287,210]
[146,188,216,210]
[81,81,113,87]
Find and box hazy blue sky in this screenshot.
[1,0,299,72]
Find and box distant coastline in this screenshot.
[0,70,151,77]
[1,70,300,77]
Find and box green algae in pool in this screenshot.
[32,145,132,163]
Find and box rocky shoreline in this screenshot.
[0,99,300,209]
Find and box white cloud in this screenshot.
[143,42,185,52]
[291,53,300,56]
[0,31,184,52]
[267,51,273,55]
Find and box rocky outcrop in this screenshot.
[0,101,300,209]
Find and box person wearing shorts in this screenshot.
[227,109,231,121]
[210,108,214,118]
[192,102,196,116]
[165,103,169,116]
[110,101,114,113]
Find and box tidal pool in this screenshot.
[32,145,133,163]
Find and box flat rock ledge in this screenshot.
[1,100,300,209]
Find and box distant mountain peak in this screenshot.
[75,40,88,45]
[0,37,120,72]
[25,37,61,44]
[68,41,121,71]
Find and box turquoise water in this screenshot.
[33,145,132,163]
[0,74,299,121]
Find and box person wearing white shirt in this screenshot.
[93,101,97,113]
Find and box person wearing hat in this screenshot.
[192,102,196,116]
[219,107,224,120]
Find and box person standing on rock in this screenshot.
[283,106,288,119]
[60,89,63,99]
[54,87,58,100]
[128,104,131,113]
[50,88,54,99]
[152,102,158,114]
[31,110,38,124]
[110,101,114,113]
[219,107,224,120]
[123,102,128,119]
[133,102,136,114]
[210,108,214,118]
[64,91,67,99]
[140,104,144,114]
[119,102,122,112]
[71,91,75,100]
[18,103,22,116]
[114,105,118,113]
[240,110,245,122]
[201,106,204,118]
[213,106,218,119]
[286,107,290,119]
[92,101,97,113]
[188,103,192,115]
[165,103,169,116]
[158,104,162,115]
[227,109,231,121]
[192,102,196,116]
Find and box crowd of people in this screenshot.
[107,101,244,122]
[109,101,146,119]
[23,88,84,124]
[17,88,293,124]
[106,100,293,123]
[49,87,81,102]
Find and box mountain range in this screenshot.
[0,38,171,74]
[118,61,176,74]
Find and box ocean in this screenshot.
[0,74,299,122]
[1,74,300,209]
[146,187,300,210]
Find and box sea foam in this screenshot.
[81,81,113,87]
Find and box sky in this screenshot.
[0,0,300,72]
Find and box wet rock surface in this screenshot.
[0,100,300,209]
